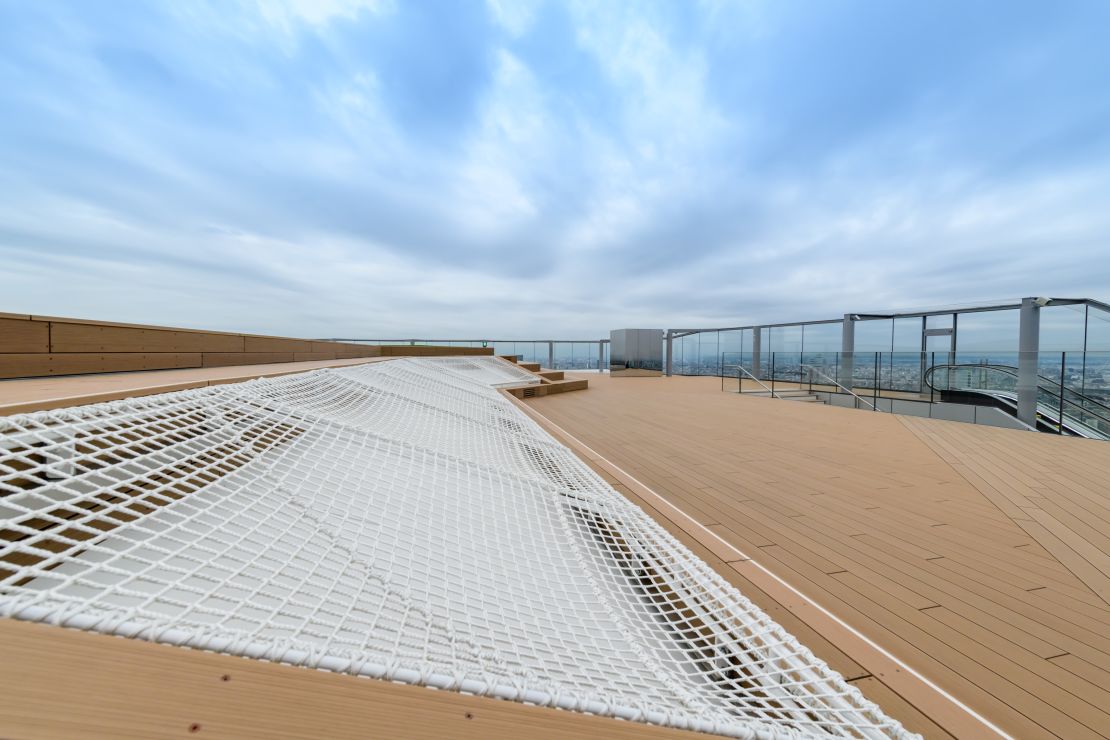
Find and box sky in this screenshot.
[2,0,1109,340]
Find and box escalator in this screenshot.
[923,364,1110,440]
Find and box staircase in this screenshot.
[742,389,825,404]
[499,356,588,398]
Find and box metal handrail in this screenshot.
[723,364,783,398]
[801,364,877,411]
[923,363,1110,422]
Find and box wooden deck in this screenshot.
[0,619,695,740]
[520,373,1110,740]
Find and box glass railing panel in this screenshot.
[566,342,599,370]
[757,353,771,382]
[881,352,926,393]
[1048,353,1110,436]
[571,342,585,370]
[701,332,720,376]
[915,351,1109,437]
[850,353,878,391]
[800,351,838,390]
[556,342,574,370]
[719,330,742,375]
[1079,350,1110,406]
[1067,351,1110,412]
[719,345,1108,439]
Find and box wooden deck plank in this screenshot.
[521,373,1110,740]
[733,551,1083,740]
[848,677,957,740]
[0,619,697,740]
[900,416,1110,608]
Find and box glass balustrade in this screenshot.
[717,348,1110,439]
[343,339,609,372]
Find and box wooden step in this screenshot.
[505,378,588,398]
[742,390,820,401]
[783,394,821,403]
[741,391,824,403]
[538,371,564,381]
[519,362,542,372]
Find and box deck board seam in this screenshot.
[507,390,1015,740]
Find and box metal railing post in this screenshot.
[930,352,935,404]
[665,330,674,376]
[1059,351,1067,434]
[873,352,879,411]
[771,353,776,397]
[751,328,761,380]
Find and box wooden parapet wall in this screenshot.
[0,312,491,380]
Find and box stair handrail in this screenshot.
[801,364,877,411]
[723,364,784,399]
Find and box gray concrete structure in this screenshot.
[1017,297,1043,427]
[751,327,762,380]
[839,314,856,390]
[610,329,664,376]
[665,330,674,377]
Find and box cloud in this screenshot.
[1,0,1109,342]
[199,0,392,49]
[253,0,388,30]
[485,0,542,37]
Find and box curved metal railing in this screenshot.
[923,363,1110,439]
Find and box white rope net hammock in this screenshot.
[0,357,916,739]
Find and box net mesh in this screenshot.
[0,357,916,739]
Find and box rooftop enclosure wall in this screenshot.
[667,298,1110,378]
[0,312,492,380]
[610,329,664,376]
